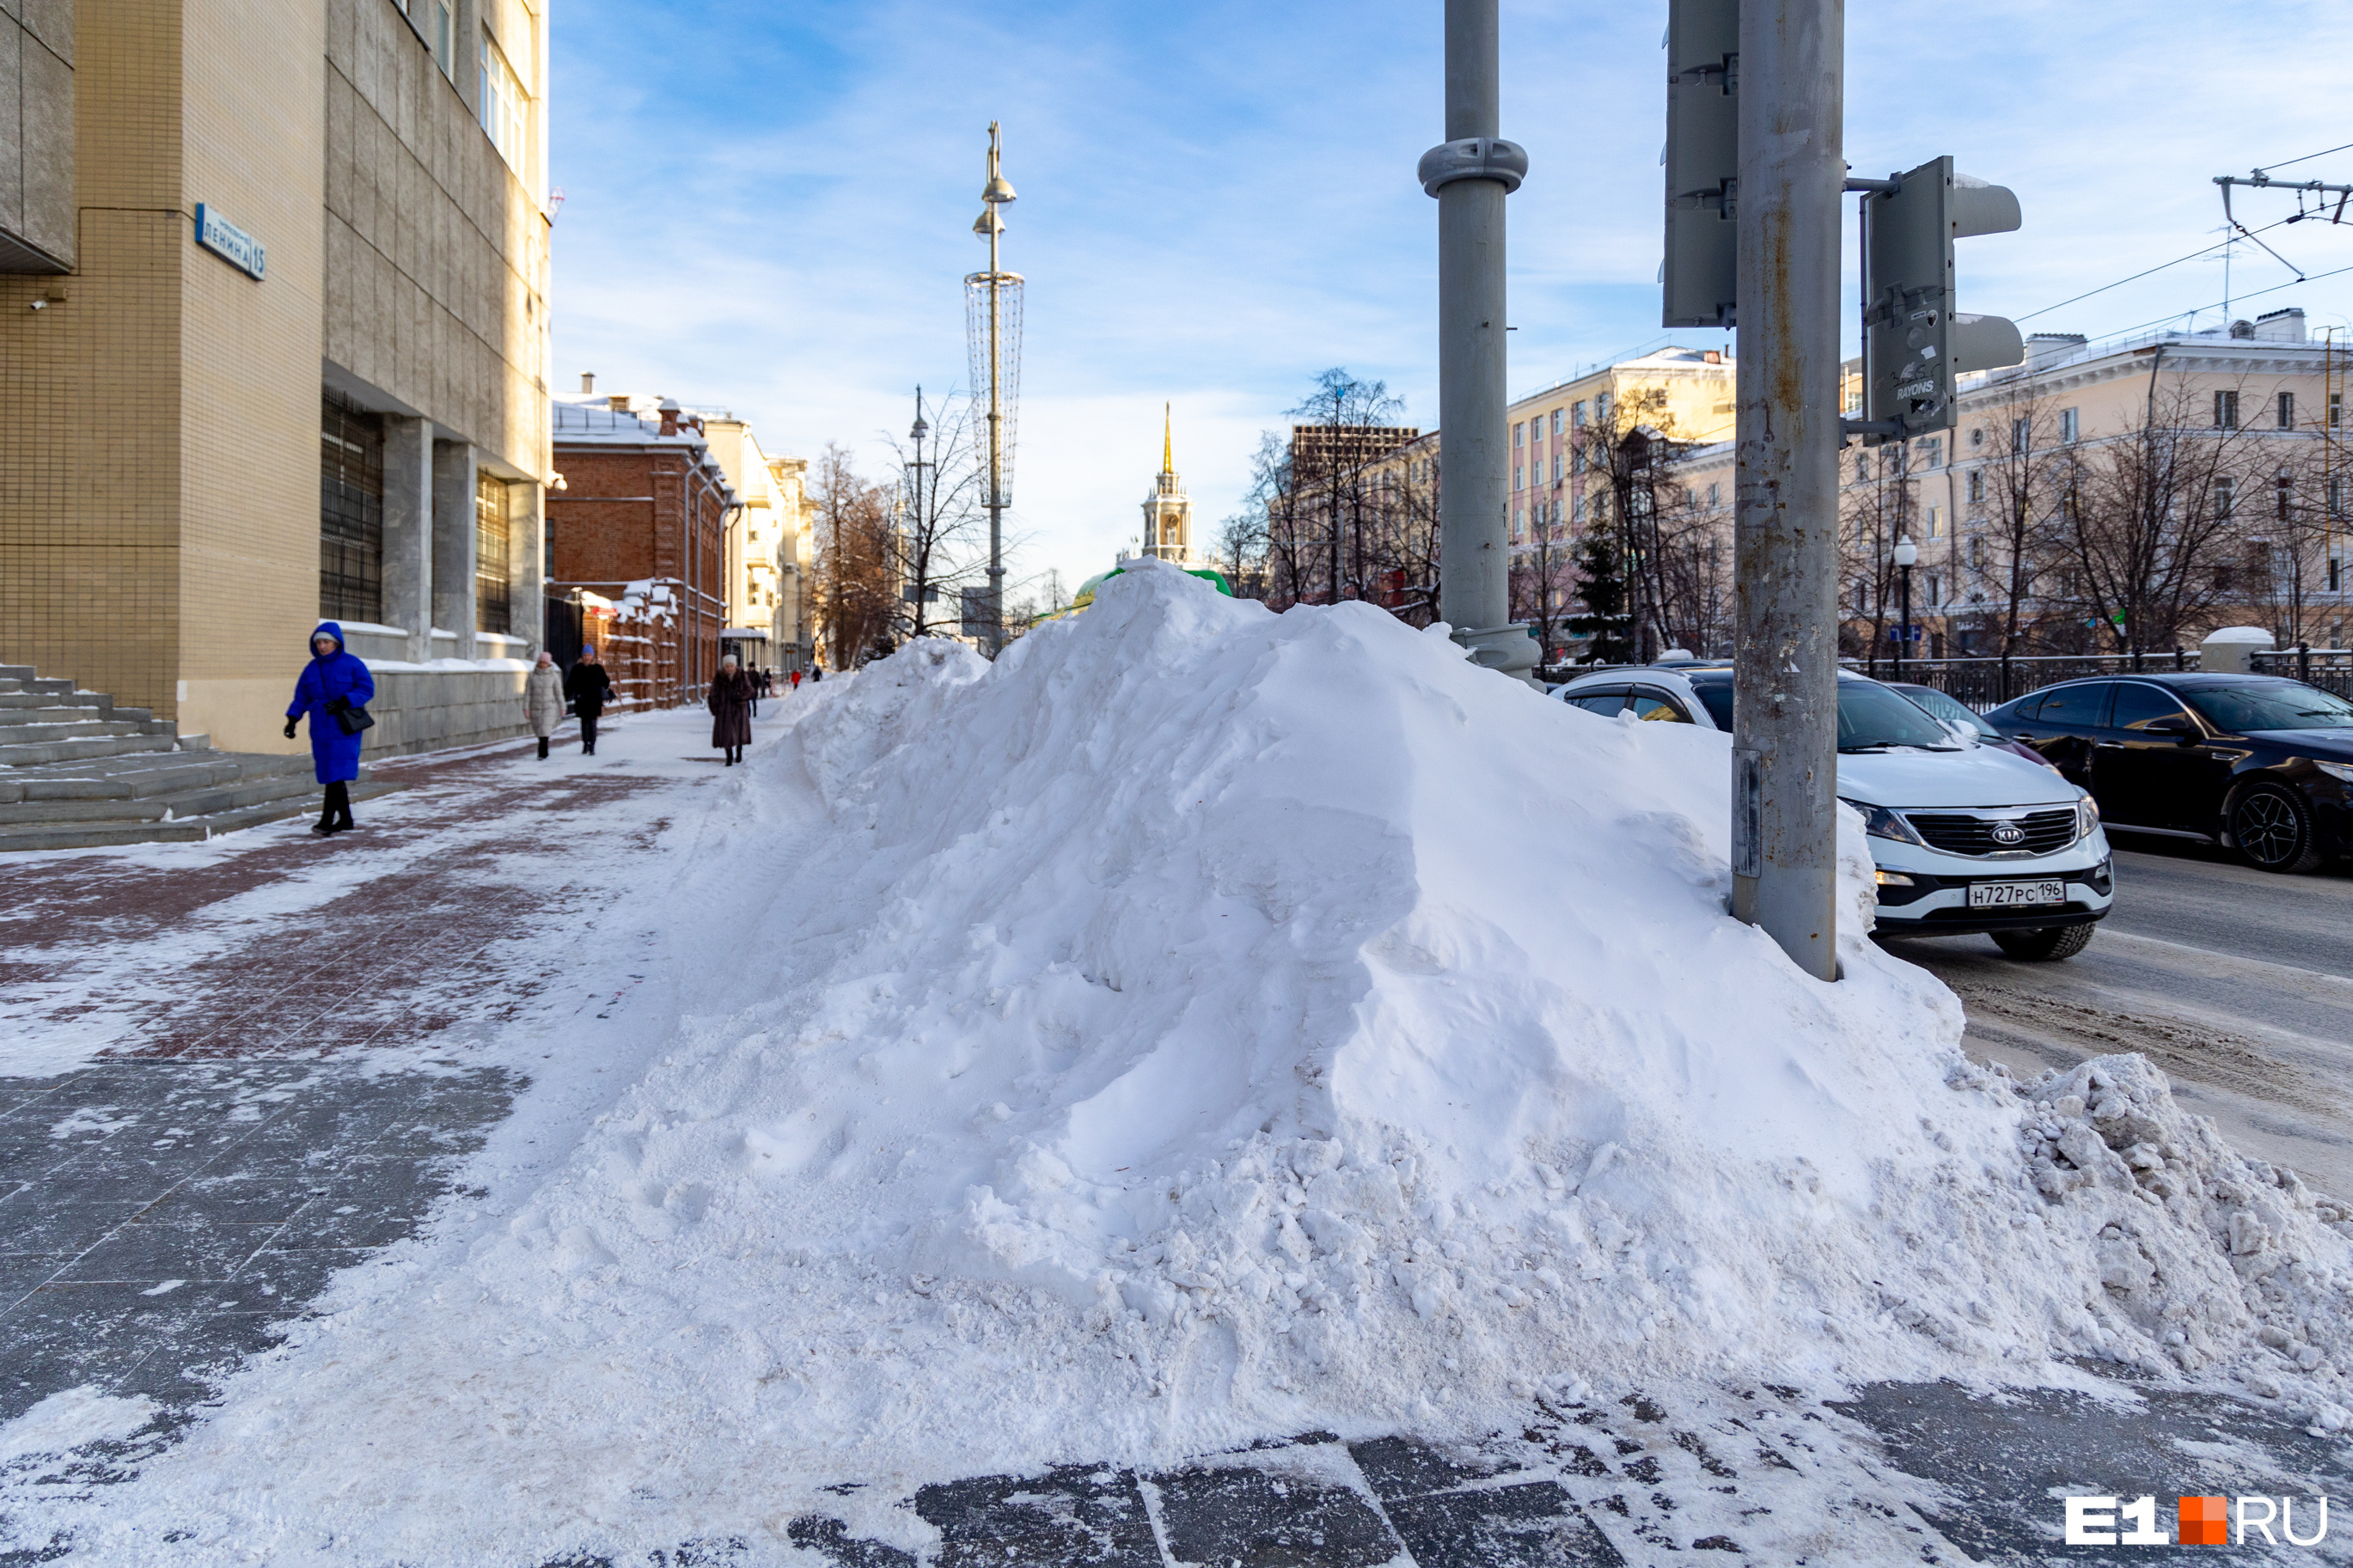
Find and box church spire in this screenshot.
[1162,403,1173,476]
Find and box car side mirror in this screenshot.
[2146,715,2198,743]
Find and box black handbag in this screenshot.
[328,697,376,735]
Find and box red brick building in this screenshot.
[549,396,736,703]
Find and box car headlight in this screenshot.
[1840,797,1924,846]
[2076,795,2101,842]
[2319,760,2353,786]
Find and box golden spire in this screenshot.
[1162,403,1173,475]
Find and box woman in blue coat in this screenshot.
[283,621,376,834]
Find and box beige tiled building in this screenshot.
[0,0,553,756]
[699,411,816,673]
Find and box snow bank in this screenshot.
[52,561,2352,1559]
[535,559,2353,1444]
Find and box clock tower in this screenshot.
[1140,405,1195,564]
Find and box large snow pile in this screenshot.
[57,560,2353,1557]
[606,558,2353,1437]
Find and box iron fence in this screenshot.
[2251,645,2353,701]
[1843,650,2199,711]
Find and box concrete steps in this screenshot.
[0,662,403,851]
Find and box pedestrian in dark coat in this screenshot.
[565,644,614,755]
[708,656,754,766]
[283,620,375,835]
[745,663,761,720]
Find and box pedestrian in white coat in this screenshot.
[526,650,565,760]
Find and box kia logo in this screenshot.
[1992,821,2026,845]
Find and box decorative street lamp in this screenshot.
[1892,534,1919,680]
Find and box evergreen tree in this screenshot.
[1564,529,1634,665]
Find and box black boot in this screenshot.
[538,736,550,760]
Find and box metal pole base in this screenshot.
[1451,622,1541,684]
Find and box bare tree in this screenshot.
[2063,372,2268,655]
[881,392,984,641]
[811,443,895,668]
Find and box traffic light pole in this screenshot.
[1729,0,1843,980]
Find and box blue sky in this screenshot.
[551,0,2353,599]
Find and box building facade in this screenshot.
[0,0,555,757]
[549,395,732,703]
[701,412,815,674]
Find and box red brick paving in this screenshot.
[0,741,680,1062]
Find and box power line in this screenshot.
[2014,215,2298,325]
[2084,259,2353,347]
[2255,139,2353,176]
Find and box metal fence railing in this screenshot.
[2252,645,2353,701]
[1844,650,2200,711]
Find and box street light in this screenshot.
[1892,534,1918,680]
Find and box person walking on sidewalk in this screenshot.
[565,644,614,755]
[284,620,374,836]
[790,668,803,692]
[526,650,565,760]
[708,655,753,766]
[745,664,761,721]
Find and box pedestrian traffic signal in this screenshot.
[1860,156,2024,442]
[1661,0,1739,328]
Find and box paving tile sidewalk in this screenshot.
[0,734,694,1547]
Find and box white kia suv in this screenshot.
[1553,662,2113,960]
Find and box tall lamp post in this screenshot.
[1892,533,1917,680]
[908,387,932,635]
[967,125,1021,657]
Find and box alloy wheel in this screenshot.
[2232,786,2317,873]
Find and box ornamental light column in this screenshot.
[1421,0,1536,683]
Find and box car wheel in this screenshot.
[1991,924,2095,961]
[2229,783,2323,874]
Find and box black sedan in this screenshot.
[1982,674,2353,873]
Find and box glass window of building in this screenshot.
[480,32,530,179]
[320,392,383,623]
[2059,408,2079,443]
[475,474,512,635]
[2215,390,2239,430]
[2279,392,2295,430]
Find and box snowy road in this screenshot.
[1894,843,2353,1199]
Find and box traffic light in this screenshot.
[1860,156,2024,442]
[1661,0,1739,328]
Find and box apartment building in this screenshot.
[700,413,816,674]
[0,0,555,757]
[1507,346,1735,546]
[548,395,733,704]
[1835,308,2350,656]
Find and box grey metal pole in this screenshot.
[1424,0,1534,681]
[1730,0,1843,980]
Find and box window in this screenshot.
[2060,407,2079,443]
[2212,476,2235,518]
[1512,506,1524,540]
[480,31,530,179]
[1572,400,1586,428]
[1967,534,1986,570]
[2215,389,2240,430]
[2332,391,2344,429]
[2331,477,2345,518]
[1967,469,1985,503]
[1550,409,1563,437]
[1596,390,1612,421]
[1550,454,1562,484]
[474,474,511,634]
[1513,422,1524,448]
[1707,482,1720,507]
[1970,427,1985,448]
[1513,464,1523,492]
[1927,504,1942,540]
[2012,416,2030,450]
[2279,392,2295,430]
[1573,495,1586,523]
[1572,446,1586,475]
[1855,457,1868,484]
[1924,573,1940,607]
[2108,683,2191,734]
[320,391,383,623]
[2277,469,2295,520]
[1918,437,1943,469]
[431,0,452,75]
